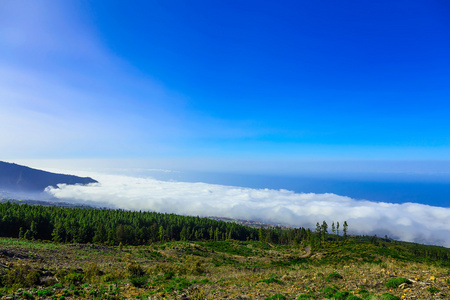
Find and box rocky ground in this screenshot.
[0,238,449,299]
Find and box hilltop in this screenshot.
[0,161,97,192]
[0,161,97,200]
[0,202,449,299]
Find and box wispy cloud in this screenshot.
[0,1,188,158]
[46,173,450,247]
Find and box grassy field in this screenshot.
[0,237,449,299]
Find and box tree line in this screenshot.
[0,202,333,246]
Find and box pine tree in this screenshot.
[18,227,24,239]
[321,221,328,244]
[343,221,348,240]
[259,227,266,242]
[116,224,126,244]
[158,226,166,242]
[30,221,38,240]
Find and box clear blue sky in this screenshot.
[1,1,450,174]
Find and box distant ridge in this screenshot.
[0,161,97,192]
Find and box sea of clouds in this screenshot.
[45,173,450,247]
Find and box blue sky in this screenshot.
[1,0,450,174]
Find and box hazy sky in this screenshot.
[2,1,450,173]
[3,1,450,246]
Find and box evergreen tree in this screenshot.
[258,227,266,242]
[321,221,328,244]
[336,221,340,241]
[315,222,321,235]
[30,221,38,240]
[116,224,126,244]
[158,226,166,242]
[18,227,24,239]
[343,221,348,239]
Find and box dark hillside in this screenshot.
[0,161,97,192]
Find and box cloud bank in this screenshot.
[46,174,450,247]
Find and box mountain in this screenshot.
[0,161,97,192]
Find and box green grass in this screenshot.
[204,240,255,256]
[0,238,59,249]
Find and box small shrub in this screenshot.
[189,286,207,300]
[36,289,53,297]
[184,257,206,275]
[380,293,400,300]
[25,271,41,286]
[258,277,283,284]
[3,263,39,287]
[297,295,313,300]
[108,284,120,295]
[427,286,440,293]
[334,291,349,300]
[326,272,343,282]
[385,278,411,288]
[22,291,33,299]
[84,263,103,283]
[72,289,81,296]
[65,272,84,285]
[55,269,70,282]
[101,267,124,283]
[129,275,148,287]
[347,296,363,300]
[164,271,175,280]
[53,283,63,289]
[126,261,145,277]
[319,286,338,298]
[265,294,286,300]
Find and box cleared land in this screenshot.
[1,238,449,299]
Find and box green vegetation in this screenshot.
[385,277,411,288]
[427,286,440,293]
[380,293,400,300]
[325,271,343,282]
[257,277,284,284]
[1,202,450,299]
[265,294,287,300]
[0,201,311,245]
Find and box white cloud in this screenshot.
[46,173,450,247]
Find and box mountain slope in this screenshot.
[0,161,97,192]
